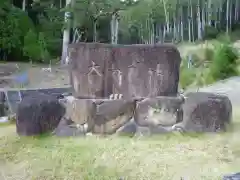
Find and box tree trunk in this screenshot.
[111,12,119,44]
[61,0,72,65]
[190,0,194,42]
[163,0,170,33]
[197,0,202,40]
[226,0,229,33]
[188,0,192,42]
[180,6,184,42]
[22,0,26,11]
[93,19,97,42]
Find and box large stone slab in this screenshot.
[92,99,135,134]
[111,44,181,98]
[134,96,184,127]
[68,43,112,98]
[60,97,96,132]
[16,93,65,136]
[68,43,181,99]
[173,92,232,133]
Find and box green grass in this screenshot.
[1,111,240,180]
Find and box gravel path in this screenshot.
[186,76,240,107]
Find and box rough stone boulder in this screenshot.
[135,96,184,127]
[173,92,232,133]
[59,96,96,132]
[16,93,65,136]
[92,99,135,134]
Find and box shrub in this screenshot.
[23,30,50,63]
[217,34,231,44]
[203,25,219,40]
[179,59,196,89]
[23,30,42,62]
[38,32,50,62]
[203,48,214,62]
[210,43,238,81]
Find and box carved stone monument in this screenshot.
[68,43,181,99]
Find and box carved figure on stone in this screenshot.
[127,60,143,98]
[87,61,103,97]
[135,96,184,127]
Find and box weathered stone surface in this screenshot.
[135,96,184,127]
[16,93,65,136]
[53,117,86,137]
[116,118,137,136]
[60,96,96,131]
[69,43,181,99]
[111,44,181,98]
[173,92,232,133]
[93,99,135,134]
[69,43,112,98]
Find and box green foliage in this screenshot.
[0,4,35,60]
[23,30,50,63]
[1,0,240,63]
[203,48,214,62]
[179,60,196,89]
[37,7,64,58]
[210,43,239,81]
[23,30,42,62]
[0,10,22,53]
[217,34,232,44]
[203,25,219,40]
[38,32,50,62]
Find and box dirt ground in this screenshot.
[0,62,70,89]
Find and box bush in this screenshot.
[203,48,214,62]
[203,25,219,40]
[23,30,50,63]
[23,30,42,62]
[179,60,196,89]
[38,32,50,62]
[0,5,35,61]
[210,43,238,81]
[217,34,231,44]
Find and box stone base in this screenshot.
[57,96,185,136]
[134,96,184,127]
[52,92,233,136]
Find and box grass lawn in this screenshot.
[1,110,240,180]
